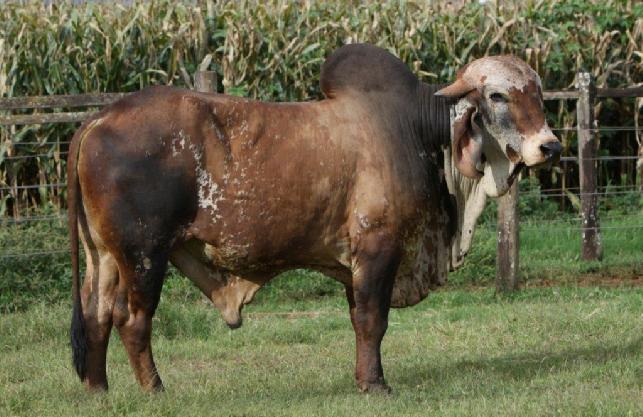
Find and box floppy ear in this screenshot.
[435,78,474,98]
[452,100,484,179]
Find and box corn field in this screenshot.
[0,0,642,216]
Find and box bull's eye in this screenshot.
[490,93,508,103]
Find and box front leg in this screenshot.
[346,237,400,393]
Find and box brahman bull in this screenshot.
[68,44,560,392]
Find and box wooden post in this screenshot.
[496,178,520,292]
[194,71,217,93]
[561,159,567,212]
[576,72,602,261]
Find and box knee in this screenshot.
[353,311,388,337]
[119,305,152,335]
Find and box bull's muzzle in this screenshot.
[539,140,562,164]
[522,127,561,167]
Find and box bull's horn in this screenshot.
[435,78,473,98]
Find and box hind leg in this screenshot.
[112,253,168,391]
[79,227,119,390]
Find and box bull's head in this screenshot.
[436,56,561,197]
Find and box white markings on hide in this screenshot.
[197,169,224,219]
[175,130,225,219]
[357,213,370,230]
[171,130,188,156]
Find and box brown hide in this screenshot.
[69,45,453,391]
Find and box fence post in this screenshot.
[576,72,602,261]
[194,71,217,93]
[496,178,520,292]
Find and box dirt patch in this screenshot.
[439,271,642,293]
[525,274,642,288]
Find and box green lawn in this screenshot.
[1,283,641,417]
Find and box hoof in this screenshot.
[84,383,108,392]
[143,379,165,393]
[357,380,392,395]
[84,379,108,392]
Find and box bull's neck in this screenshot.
[416,82,488,269]
[416,82,451,156]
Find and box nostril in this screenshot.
[540,141,562,160]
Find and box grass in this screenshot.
[446,187,642,287]
[447,211,643,287]
[0,284,641,417]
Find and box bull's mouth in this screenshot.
[475,152,487,176]
[475,152,523,185]
[529,158,557,170]
[508,161,525,185]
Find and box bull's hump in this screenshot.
[320,44,418,100]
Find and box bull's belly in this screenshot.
[186,209,451,309]
[179,238,280,277]
[180,231,350,279]
[190,196,350,272]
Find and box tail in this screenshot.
[68,123,90,381]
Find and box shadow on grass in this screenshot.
[395,336,642,395]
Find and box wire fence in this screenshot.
[2,152,69,160]
[1,76,642,289]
